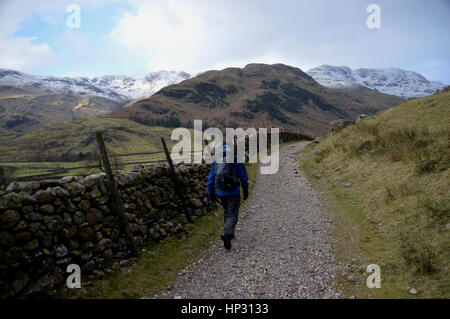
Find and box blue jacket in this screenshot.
[207,145,248,197]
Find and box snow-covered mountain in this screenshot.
[2,65,444,101]
[306,65,446,99]
[0,69,191,102]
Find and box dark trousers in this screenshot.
[219,195,241,238]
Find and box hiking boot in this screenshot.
[221,235,231,250]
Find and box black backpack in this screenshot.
[215,152,240,191]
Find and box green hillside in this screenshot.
[0,118,183,182]
[1,118,177,160]
[0,84,123,136]
[300,87,449,298]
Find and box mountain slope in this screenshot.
[0,84,123,136]
[112,63,403,137]
[0,118,177,162]
[307,65,445,99]
[0,68,191,136]
[0,69,191,102]
[300,87,449,298]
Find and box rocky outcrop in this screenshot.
[356,114,369,123]
[330,113,370,133]
[0,163,215,298]
[330,119,354,134]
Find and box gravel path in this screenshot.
[158,142,343,299]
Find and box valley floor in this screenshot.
[154,142,343,299]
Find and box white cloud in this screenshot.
[105,0,450,82]
[0,0,121,72]
[0,1,57,71]
[110,1,205,70]
[0,36,54,72]
[107,0,295,73]
[0,0,448,83]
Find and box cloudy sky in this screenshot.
[0,0,449,83]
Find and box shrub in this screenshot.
[358,140,373,152]
[419,197,450,221]
[415,153,444,174]
[413,138,432,148]
[401,235,438,274]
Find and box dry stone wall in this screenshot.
[0,163,215,298]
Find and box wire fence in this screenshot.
[1,129,313,183]
[1,152,195,183]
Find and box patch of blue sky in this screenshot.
[12,1,143,76]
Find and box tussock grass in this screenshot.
[400,234,438,274]
[339,121,448,170]
[419,197,450,221]
[300,87,450,298]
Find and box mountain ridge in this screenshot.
[0,69,191,102]
[112,63,403,137]
[306,65,445,99]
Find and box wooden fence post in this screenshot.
[161,137,193,223]
[95,132,139,258]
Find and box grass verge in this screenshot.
[299,88,449,298]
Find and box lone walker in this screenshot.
[207,142,249,250]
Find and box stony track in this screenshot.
[158,142,343,299]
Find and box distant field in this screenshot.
[0,118,176,158]
[0,118,195,183]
